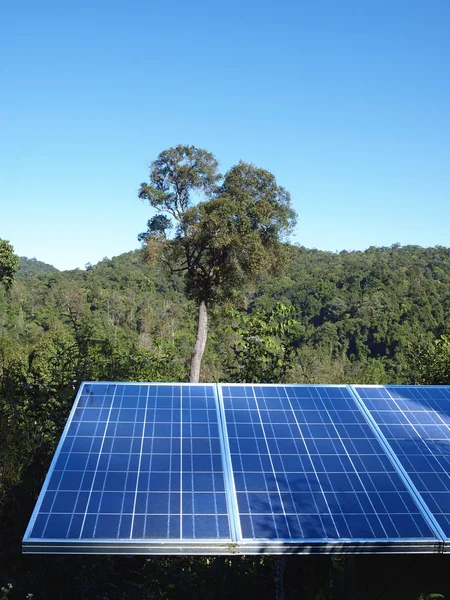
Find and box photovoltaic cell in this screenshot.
[25,382,449,554]
[220,384,437,545]
[354,385,450,541]
[23,383,231,551]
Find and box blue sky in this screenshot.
[1,0,449,270]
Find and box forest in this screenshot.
[1,240,450,599]
[1,141,449,600]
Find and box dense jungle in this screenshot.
[1,243,450,599]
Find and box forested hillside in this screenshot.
[254,243,450,383]
[17,257,59,278]
[2,244,449,387]
[1,243,450,598]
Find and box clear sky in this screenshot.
[1,0,449,271]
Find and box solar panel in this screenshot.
[353,385,450,549]
[219,384,440,552]
[24,382,448,554]
[23,383,233,553]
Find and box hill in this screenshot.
[18,256,59,277]
[3,243,450,384]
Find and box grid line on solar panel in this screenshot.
[219,384,437,544]
[24,382,232,545]
[353,385,450,540]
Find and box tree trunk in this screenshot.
[190,300,208,383]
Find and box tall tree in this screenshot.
[0,238,19,290]
[138,145,297,382]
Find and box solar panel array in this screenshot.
[23,382,450,554]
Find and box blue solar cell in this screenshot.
[24,383,231,548]
[354,385,450,539]
[25,382,449,554]
[220,384,437,543]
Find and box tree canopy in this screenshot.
[411,335,450,384]
[0,238,19,290]
[224,302,302,383]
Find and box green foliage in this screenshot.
[0,239,19,290]
[1,242,450,597]
[224,302,303,383]
[411,335,450,384]
[17,257,59,278]
[86,339,185,382]
[251,243,450,383]
[1,243,450,387]
[139,146,296,306]
[139,145,221,215]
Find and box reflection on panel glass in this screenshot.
[355,385,450,537]
[222,385,436,541]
